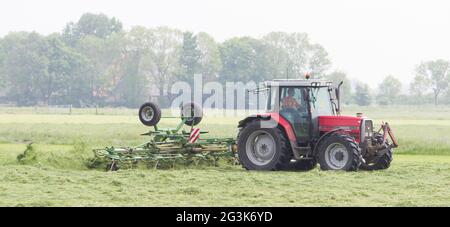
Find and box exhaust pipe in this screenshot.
[336,81,344,115]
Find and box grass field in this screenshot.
[1,105,450,206]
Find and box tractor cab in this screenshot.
[263,79,339,145]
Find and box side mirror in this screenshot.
[335,86,340,100]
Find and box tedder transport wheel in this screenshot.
[293,159,317,171]
[139,102,162,126]
[317,133,362,171]
[360,133,393,171]
[180,102,203,126]
[238,120,292,170]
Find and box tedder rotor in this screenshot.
[93,102,237,171]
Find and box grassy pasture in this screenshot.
[0,105,450,206]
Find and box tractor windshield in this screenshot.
[310,87,335,116]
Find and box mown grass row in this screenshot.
[1,107,450,206]
[1,155,450,206]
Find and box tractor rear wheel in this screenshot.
[317,133,361,171]
[238,121,292,171]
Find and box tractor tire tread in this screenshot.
[138,102,162,127]
[237,120,292,171]
[360,132,393,171]
[317,132,361,171]
[360,150,393,171]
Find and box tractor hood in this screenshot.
[318,115,363,132]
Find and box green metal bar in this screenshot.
[92,115,237,170]
[149,117,187,133]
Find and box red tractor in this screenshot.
[237,79,398,171]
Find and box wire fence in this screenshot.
[0,104,257,117]
[0,104,138,115]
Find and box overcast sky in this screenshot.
[1,0,449,89]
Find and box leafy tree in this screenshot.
[196,32,222,82]
[63,13,123,45]
[178,32,201,84]
[415,60,450,106]
[1,32,90,105]
[0,13,345,108]
[376,75,402,105]
[112,28,150,107]
[307,44,332,78]
[74,33,126,105]
[443,89,450,105]
[353,82,372,106]
[219,37,273,83]
[126,26,183,107]
[219,37,254,82]
[45,35,90,105]
[263,32,331,79]
[146,26,182,87]
[59,13,126,106]
[263,32,303,79]
[114,50,147,107]
[325,71,352,104]
[1,32,50,105]
[409,74,430,104]
[0,37,6,89]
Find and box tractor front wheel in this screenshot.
[360,149,392,171]
[238,121,292,171]
[317,133,361,171]
[360,133,393,171]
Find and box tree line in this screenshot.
[0,13,449,107]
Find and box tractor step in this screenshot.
[292,146,312,159]
[294,146,312,154]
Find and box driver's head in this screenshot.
[287,88,295,97]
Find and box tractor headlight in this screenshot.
[364,120,373,138]
[360,119,373,142]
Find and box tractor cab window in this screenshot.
[310,87,334,116]
[280,87,308,113]
[279,87,309,143]
[267,87,278,111]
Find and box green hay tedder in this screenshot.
[93,102,237,171]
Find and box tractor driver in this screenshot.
[281,88,301,110]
